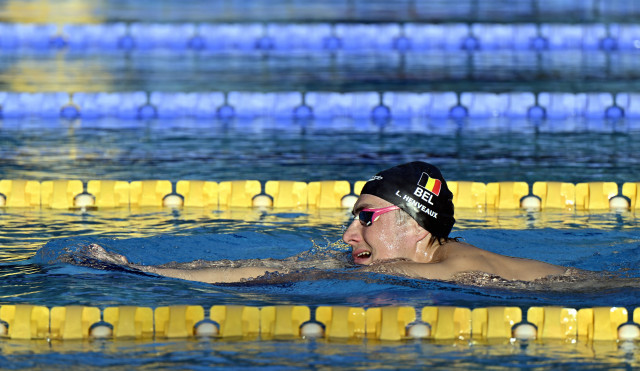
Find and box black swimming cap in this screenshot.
[360,161,455,238]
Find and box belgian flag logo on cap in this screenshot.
[417,172,442,196]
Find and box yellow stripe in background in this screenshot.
[1,0,102,24]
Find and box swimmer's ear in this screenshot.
[413,223,430,241]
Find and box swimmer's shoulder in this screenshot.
[441,240,566,281]
[440,240,495,263]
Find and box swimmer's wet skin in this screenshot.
[344,162,566,281]
[82,162,568,284]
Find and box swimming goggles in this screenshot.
[357,205,400,226]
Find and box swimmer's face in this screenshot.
[343,194,424,265]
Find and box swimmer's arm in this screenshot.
[133,265,287,284]
[86,245,286,284]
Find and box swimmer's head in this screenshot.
[360,161,455,239]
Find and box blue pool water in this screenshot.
[1,123,639,184]
[2,0,640,369]
[1,122,640,368]
[21,227,640,309]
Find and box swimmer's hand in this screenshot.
[84,243,156,275]
[85,243,131,265]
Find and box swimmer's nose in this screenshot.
[342,219,362,246]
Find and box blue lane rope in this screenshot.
[0,91,632,121]
[1,22,639,52]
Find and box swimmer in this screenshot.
[86,161,567,283]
